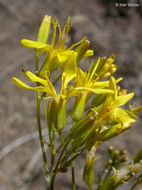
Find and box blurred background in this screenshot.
[0,0,142,189]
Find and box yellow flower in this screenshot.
[11,56,115,130]
[71,56,119,121]
[69,76,136,149]
[21,16,94,76]
[11,52,81,131]
[96,76,136,124]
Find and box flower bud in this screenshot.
[120,149,127,155]
[69,111,95,139]
[83,154,95,189]
[98,124,126,142]
[120,157,128,162]
[47,99,57,128]
[75,39,91,64]
[109,146,114,153]
[72,93,87,121]
[37,15,51,43]
[57,98,67,131]
[133,149,142,163]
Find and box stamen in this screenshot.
[68,37,87,50]
[56,22,62,49]
[60,21,71,48]
[51,18,57,47]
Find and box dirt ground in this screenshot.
[0,0,142,189]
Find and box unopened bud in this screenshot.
[107,159,113,165]
[120,149,127,155]
[72,93,87,121]
[75,39,91,64]
[121,157,128,162]
[114,150,120,157]
[109,146,114,153]
[37,15,51,43]
[83,154,95,189]
[57,98,67,131]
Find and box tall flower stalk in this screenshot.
[12,15,142,190]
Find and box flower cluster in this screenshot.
[12,15,138,149]
[12,15,142,190]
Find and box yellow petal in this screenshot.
[94,77,123,88]
[21,39,48,52]
[84,50,94,58]
[57,50,74,67]
[109,76,117,98]
[111,108,136,123]
[113,93,134,107]
[23,70,48,86]
[62,52,77,89]
[74,87,114,95]
[12,77,48,93]
[23,70,56,98]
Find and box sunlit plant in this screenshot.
[12,15,142,190]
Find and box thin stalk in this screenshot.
[58,131,65,146]
[103,167,112,182]
[60,145,86,170]
[50,129,55,171]
[36,53,48,176]
[54,140,70,172]
[56,143,64,153]
[50,173,56,190]
[42,87,55,172]
[47,141,70,190]
[71,160,76,190]
[130,182,139,190]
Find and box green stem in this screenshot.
[50,173,56,190]
[42,98,51,140]
[43,100,55,173]
[37,89,49,175]
[71,160,76,190]
[50,129,55,171]
[103,167,112,182]
[54,140,69,173]
[35,53,39,73]
[36,53,48,176]
[130,182,139,190]
[42,88,55,173]
[58,131,65,146]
